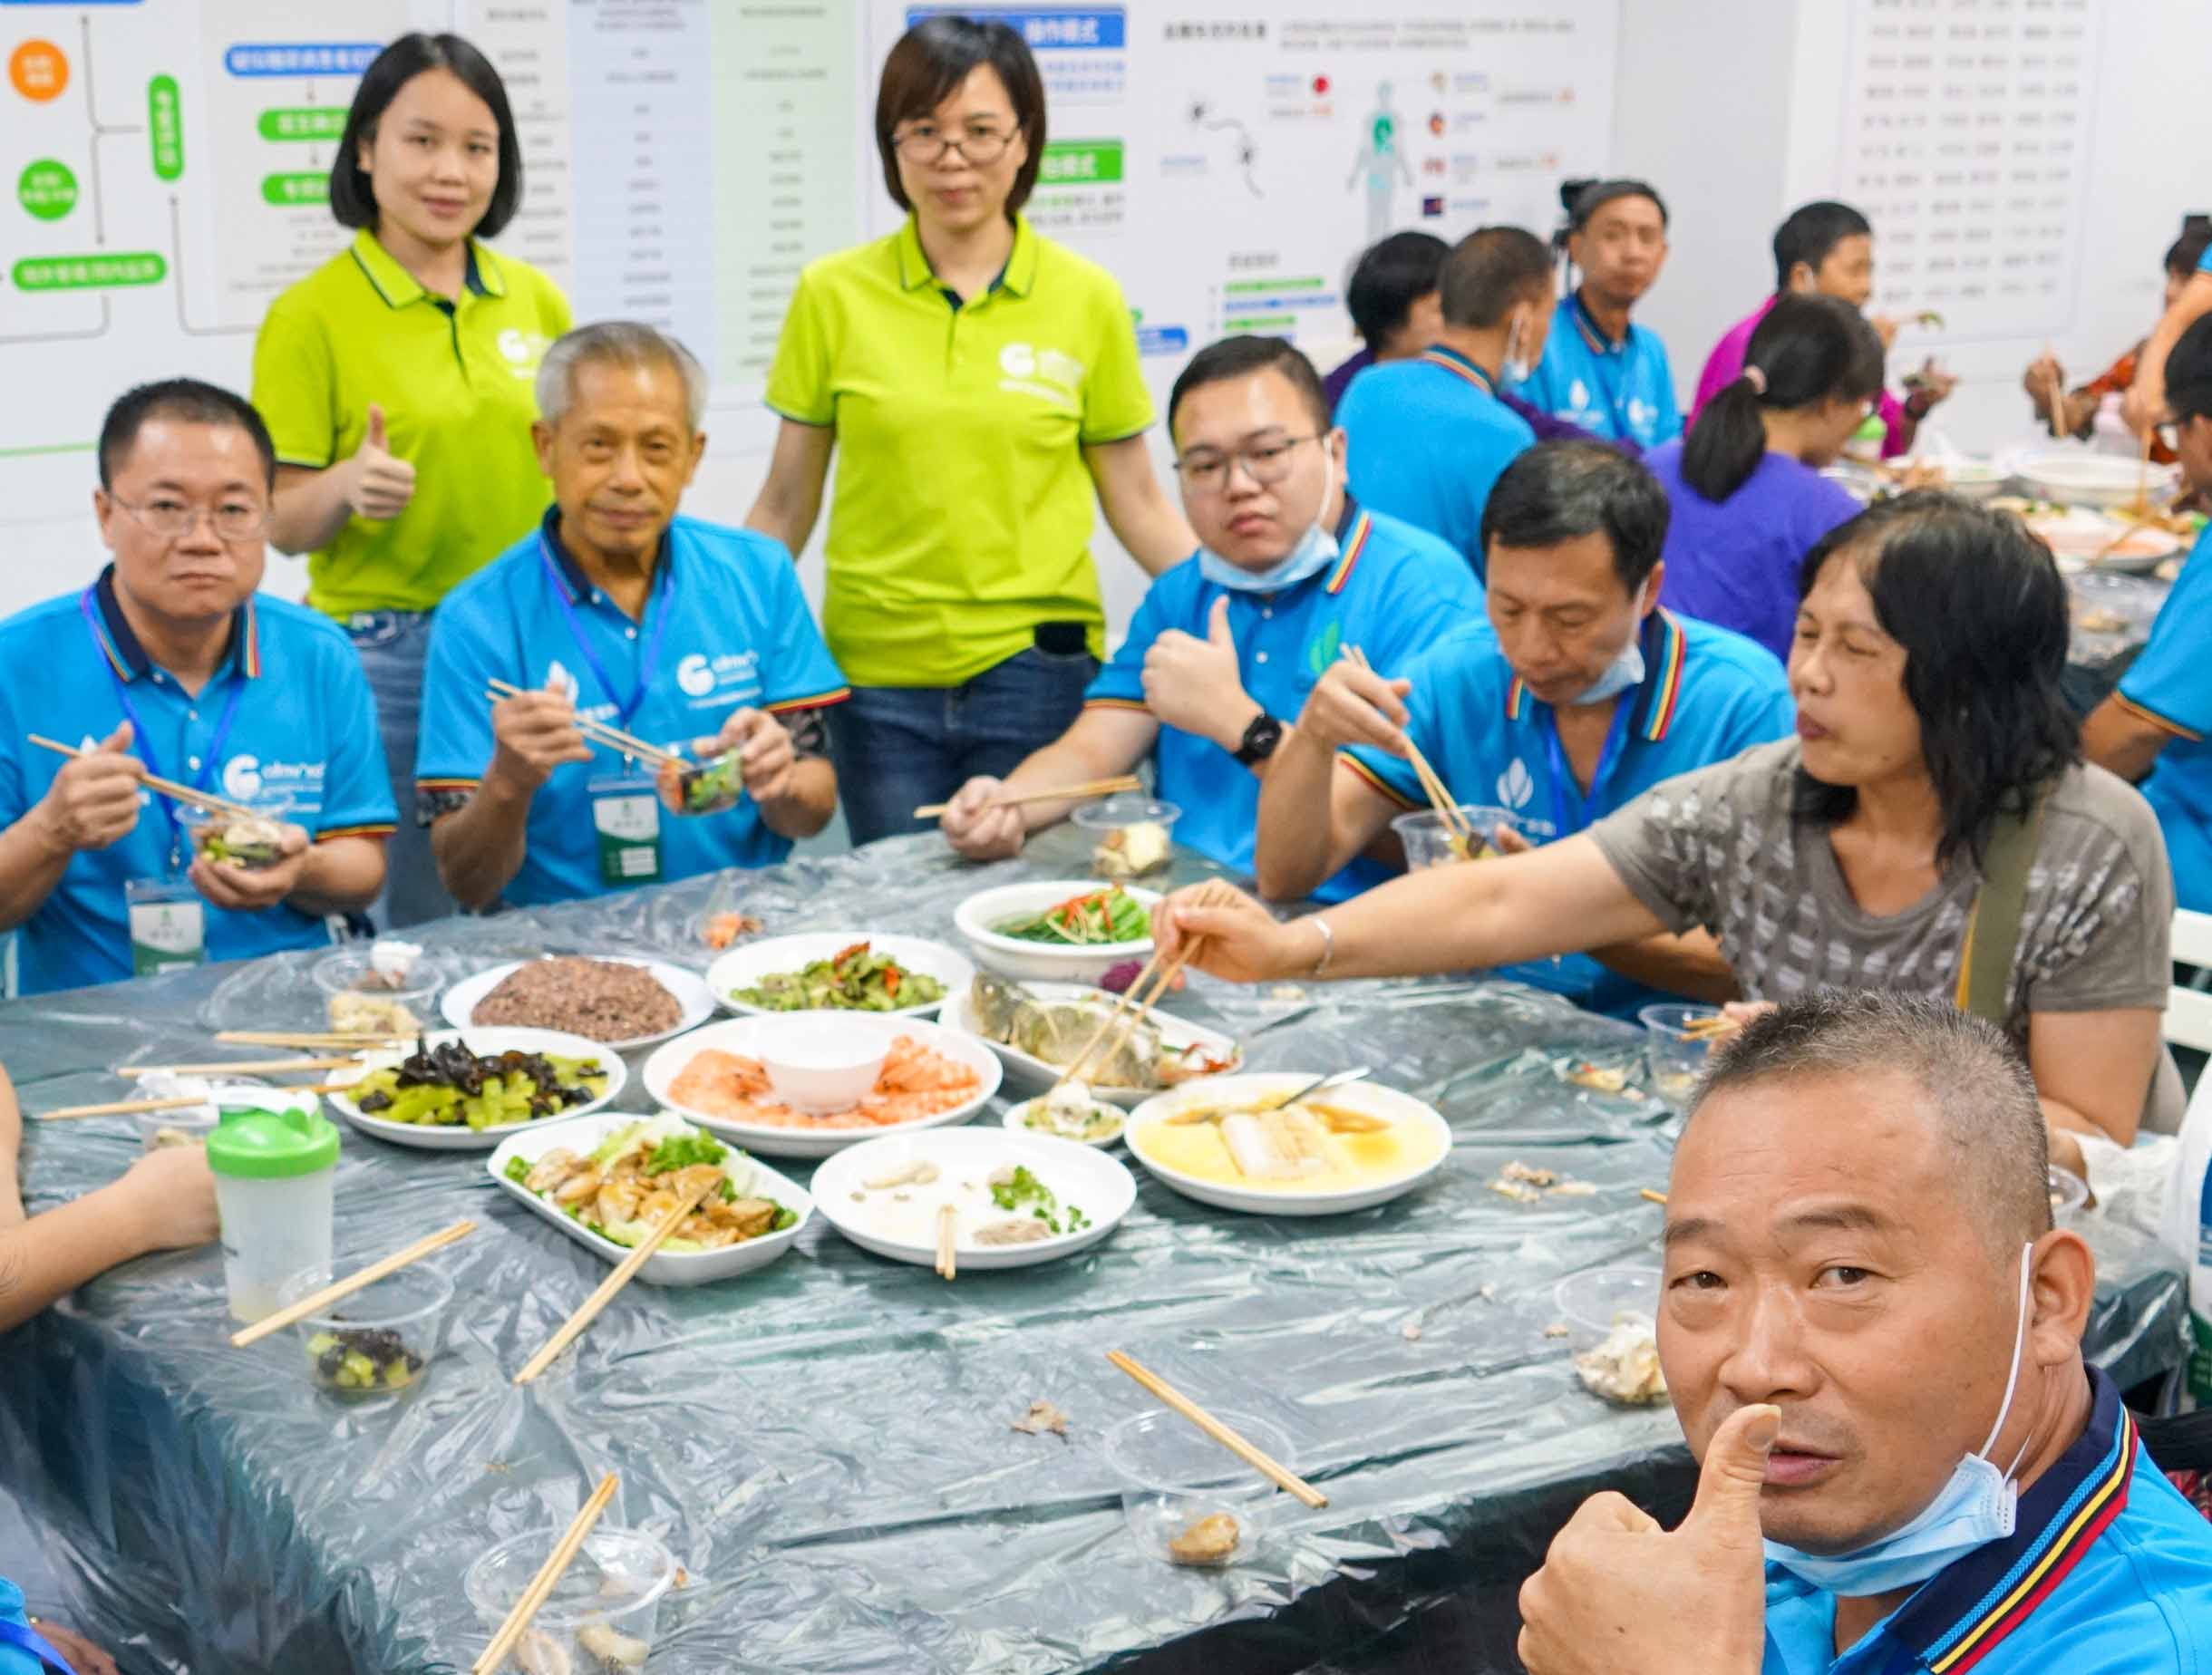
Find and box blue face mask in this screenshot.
[1762,1244,2036,1599]
[1567,589,1654,706]
[1197,513,1342,595]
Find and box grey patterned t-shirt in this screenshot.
[1590,739,2178,1124]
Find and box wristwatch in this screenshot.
[1233,712,1285,766]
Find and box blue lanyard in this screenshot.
[536,537,674,736]
[1571,293,1639,442]
[1538,686,1637,837]
[1,1614,84,1672]
[80,588,248,871]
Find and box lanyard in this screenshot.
[536,537,674,733]
[1538,685,1636,837]
[1570,294,1639,442]
[79,588,247,870]
[1,1613,84,1673]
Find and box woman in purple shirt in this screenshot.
[1649,294,1883,663]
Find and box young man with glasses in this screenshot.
[937,335,1478,903]
[0,381,394,993]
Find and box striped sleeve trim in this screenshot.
[415,778,481,794]
[315,823,396,842]
[2111,690,2203,743]
[1337,751,1422,810]
[1083,697,1150,713]
[764,686,850,715]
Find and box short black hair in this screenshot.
[330,34,523,238]
[1480,439,1670,593]
[1772,199,1873,291]
[1346,231,1449,350]
[1569,178,1669,231]
[1167,334,1330,440]
[98,380,276,490]
[2164,312,2212,424]
[875,16,1046,218]
[1438,226,1554,331]
[1794,493,2078,868]
[2166,227,2212,278]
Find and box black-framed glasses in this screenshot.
[893,123,1015,164]
[111,494,269,541]
[1173,434,1323,492]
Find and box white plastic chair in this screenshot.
[2164,908,2212,1053]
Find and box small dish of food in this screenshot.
[441,954,715,1050]
[1103,1407,1296,1568]
[708,931,970,1019]
[489,1111,811,1285]
[464,1525,676,1670]
[324,1028,623,1151]
[1071,795,1179,879]
[1003,1085,1127,1147]
[810,1127,1134,1270]
[955,880,1161,985]
[1392,804,1518,869]
[278,1259,454,1401]
[313,942,442,1037]
[945,973,1241,1107]
[664,748,744,817]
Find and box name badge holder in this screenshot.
[590,771,664,886]
[126,876,206,976]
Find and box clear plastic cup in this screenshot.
[312,947,444,1036]
[672,750,744,817]
[281,1261,454,1401]
[1072,795,1180,878]
[1102,1407,1295,1568]
[1553,1266,1664,1354]
[1392,804,1516,869]
[179,802,294,872]
[465,1525,676,1668]
[1638,1003,1726,1102]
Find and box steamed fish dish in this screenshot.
[1135,1089,1444,1193]
[669,1035,980,1129]
[968,974,1237,1090]
[505,1118,796,1252]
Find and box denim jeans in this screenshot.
[346,609,455,929]
[828,645,1101,846]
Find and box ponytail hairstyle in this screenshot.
[1680,294,1885,502]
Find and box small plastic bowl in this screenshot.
[1072,795,1181,877]
[675,750,745,817]
[2049,1165,2090,1225]
[1553,1266,1663,1354]
[280,1261,454,1401]
[465,1525,675,1668]
[1638,1003,1725,1102]
[1102,1407,1295,1568]
[1392,804,1515,870]
[181,807,291,873]
[311,947,444,1031]
[760,1015,894,1113]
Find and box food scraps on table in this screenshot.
[1488,1159,1598,1203]
[1573,1312,1668,1406]
[1564,1061,1630,1093]
[348,1039,608,1130]
[668,1035,978,1129]
[471,956,684,1042]
[505,1119,795,1253]
[1167,1512,1241,1567]
[730,942,946,1012]
[993,886,1150,945]
[1091,821,1170,878]
[1011,1399,1070,1439]
[328,991,421,1037]
[703,910,762,951]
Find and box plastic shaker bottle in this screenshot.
[205,1100,341,1323]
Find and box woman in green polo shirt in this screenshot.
[748,16,1194,846]
[252,33,570,925]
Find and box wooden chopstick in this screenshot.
[1105,1351,1326,1509]
[1640,1188,1670,1205]
[936,1204,957,1282]
[27,734,259,820]
[2042,352,2068,440]
[229,1219,476,1348]
[471,1473,620,1675]
[512,1176,716,1385]
[911,773,1141,820]
[37,1081,348,1120]
[121,1054,365,1079]
[217,1031,413,1050]
[1341,650,1470,841]
[484,679,683,768]
[1058,949,1167,1089]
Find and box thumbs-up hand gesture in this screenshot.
[345,403,417,521]
[1517,1403,1779,1675]
[1141,595,1253,747]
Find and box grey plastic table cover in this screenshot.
[0,828,2188,1675]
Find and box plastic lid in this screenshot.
[1852,412,1888,440]
[204,1102,341,1178]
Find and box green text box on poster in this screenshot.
[149,75,184,180]
[17,160,76,221]
[1040,140,1124,185]
[256,107,346,141]
[261,173,329,206]
[13,253,167,290]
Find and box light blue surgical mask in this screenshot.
[1502,310,1536,385]
[1567,589,1655,706]
[1762,1244,2037,1599]
[1197,516,1341,595]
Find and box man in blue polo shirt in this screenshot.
[939,334,1478,901]
[1335,225,1548,580]
[1518,991,2212,1675]
[0,380,393,994]
[1508,179,1682,452]
[419,323,846,909]
[1256,440,1790,1015]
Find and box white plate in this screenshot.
[640,1014,1002,1158]
[954,879,1162,984]
[441,956,714,1051]
[485,1111,810,1286]
[811,1128,1135,1270]
[2005,447,2184,509]
[1001,1099,1126,1147]
[1125,1073,1454,1216]
[940,978,1242,1107]
[706,931,972,1020]
[325,1028,626,1151]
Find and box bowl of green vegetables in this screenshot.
[955,879,1161,984]
[322,1028,625,1151]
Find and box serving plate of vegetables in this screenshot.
[322,1028,625,1151]
[955,880,1161,984]
[706,931,973,1018]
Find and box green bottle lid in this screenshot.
[1852,411,1888,441]
[204,1101,341,1179]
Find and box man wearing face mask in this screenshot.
[1518,990,2212,1675]
[1334,225,1549,581]
[939,334,1478,902]
[1255,440,1790,1015]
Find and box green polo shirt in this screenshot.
[764,214,1153,687]
[252,228,572,618]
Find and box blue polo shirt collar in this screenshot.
[538,507,674,609]
[1417,343,1499,393]
[1569,287,1630,354]
[1504,606,1687,741]
[90,565,258,684]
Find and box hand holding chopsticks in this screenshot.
[230,1219,475,1348]
[1339,649,1477,851]
[1106,1351,1326,1508]
[1056,879,1236,1089]
[28,732,258,821]
[484,677,682,770]
[513,1175,717,1385]
[913,773,1140,821]
[471,1473,619,1675]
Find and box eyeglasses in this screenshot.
[1173,434,1323,492]
[893,123,1015,164]
[111,495,269,541]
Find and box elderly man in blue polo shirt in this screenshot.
[1256,440,1791,1015]
[417,323,847,909]
[0,381,393,993]
[1518,990,2212,1675]
[939,334,1479,901]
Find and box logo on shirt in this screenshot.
[997,342,1087,408]
[1498,757,1534,810]
[1627,397,1649,428]
[1303,618,1344,681]
[1567,379,1592,412]
[544,661,581,705]
[676,653,716,698]
[220,754,326,806]
[223,756,264,800]
[498,328,552,376]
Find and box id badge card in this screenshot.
[590,773,664,885]
[125,876,207,976]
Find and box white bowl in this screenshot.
[810,1127,1135,1270]
[486,1110,811,1286]
[954,879,1162,985]
[1003,1097,1127,1147]
[1125,1072,1452,1215]
[2007,447,2183,508]
[761,1014,895,1113]
[440,956,714,1051]
[939,977,1242,1107]
[323,1028,625,1151]
[706,931,971,1020]
[641,1014,1002,1158]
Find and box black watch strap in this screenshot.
[1233,712,1284,766]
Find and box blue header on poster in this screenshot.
[905,7,1126,50]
